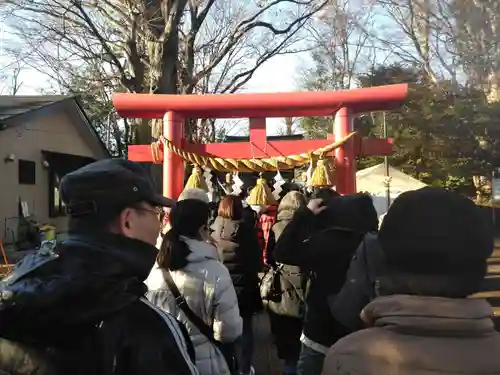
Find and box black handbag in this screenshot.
[260,264,306,319]
[162,270,237,374]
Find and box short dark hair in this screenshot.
[218,195,243,221]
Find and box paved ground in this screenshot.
[252,312,282,375]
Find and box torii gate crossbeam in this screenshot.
[113,83,408,198]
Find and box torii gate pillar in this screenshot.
[163,111,184,199]
[334,107,355,194]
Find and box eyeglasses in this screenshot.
[134,206,163,219]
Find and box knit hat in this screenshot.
[378,187,493,278]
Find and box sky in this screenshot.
[0,3,369,138]
[3,54,307,136]
[0,1,438,138]
[1,27,309,137]
[221,52,310,135]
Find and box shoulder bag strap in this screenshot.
[162,269,220,348]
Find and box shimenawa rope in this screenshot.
[150,132,357,172]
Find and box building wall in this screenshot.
[0,108,100,244]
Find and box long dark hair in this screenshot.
[158,199,210,271]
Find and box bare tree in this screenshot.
[276,116,300,135]
[284,116,294,135]
[452,0,500,101]
[369,0,460,85]
[301,0,378,91]
[297,0,377,138]
[0,59,24,95]
[2,0,326,145]
[178,0,314,142]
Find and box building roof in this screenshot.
[0,95,110,158]
[0,95,69,122]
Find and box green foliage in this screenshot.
[64,69,126,157]
[300,63,500,195]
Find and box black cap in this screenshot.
[378,187,493,276]
[60,159,175,216]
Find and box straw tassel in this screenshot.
[184,165,208,192]
[247,173,277,206]
[308,157,335,187]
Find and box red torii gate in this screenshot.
[113,83,408,199]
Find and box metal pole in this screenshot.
[383,112,390,211]
[106,113,111,149]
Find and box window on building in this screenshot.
[18,160,36,185]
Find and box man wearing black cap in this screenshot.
[322,187,500,375]
[0,159,199,375]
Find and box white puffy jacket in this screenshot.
[146,236,243,375]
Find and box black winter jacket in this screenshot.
[0,233,198,375]
[273,194,378,349]
[211,216,263,316]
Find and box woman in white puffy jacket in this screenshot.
[146,199,243,375]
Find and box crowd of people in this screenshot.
[0,158,500,375]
